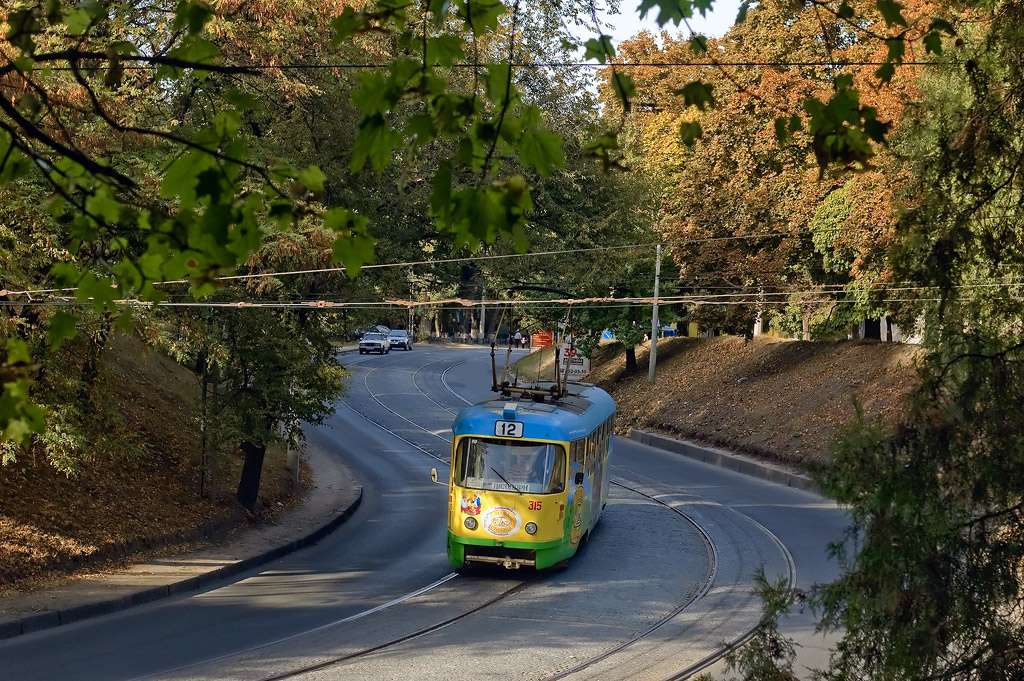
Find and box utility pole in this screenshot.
[649,243,661,383]
[480,285,486,343]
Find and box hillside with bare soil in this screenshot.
[592,336,922,467]
[0,333,302,597]
[513,335,922,468]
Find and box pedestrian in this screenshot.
[514,331,522,348]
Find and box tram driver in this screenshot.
[508,450,543,482]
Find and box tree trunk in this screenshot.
[78,315,112,402]
[199,349,209,498]
[236,438,267,512]
[624,347,638,375]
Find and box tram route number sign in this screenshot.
[560,347,591,380]
[495,420,524,438]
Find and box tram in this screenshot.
[432,379,615,570]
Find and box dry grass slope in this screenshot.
[0,333,302,597]
[516,335,921,468]
[594,335,921,467]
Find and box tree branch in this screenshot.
[0,93,136,186]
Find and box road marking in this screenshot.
[127,573,459,680]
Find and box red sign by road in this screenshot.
[531,331,553,348]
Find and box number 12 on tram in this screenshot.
[432,383,616,570]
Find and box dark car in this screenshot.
[358,332,391,354]
[387,329,413,350]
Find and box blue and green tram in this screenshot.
[436,381,616,570]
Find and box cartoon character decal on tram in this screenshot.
[460,491,482,516]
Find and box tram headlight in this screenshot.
[464,516,478,530]
[525,522,538,535]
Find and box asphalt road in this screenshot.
[0,346,846,681]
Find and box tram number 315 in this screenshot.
[494,420,524,438]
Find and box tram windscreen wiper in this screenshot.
[490,467,524,495]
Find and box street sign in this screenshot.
[532,331,553,347]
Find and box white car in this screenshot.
[358,332,391,354]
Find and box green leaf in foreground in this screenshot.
[325,208,374,277]
[298,165,327,192]
[46,311,79,350]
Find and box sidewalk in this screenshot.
[627,429,819,494]
[0,441,361,640]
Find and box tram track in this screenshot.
[659,512,796,681]
[543,481,797,681]
[344,353,453,463]
[279,349,792,681]
[0,347,816,681]
[257,574,541,681]
[193,483,740,681]
[440,357,475,406]
[142,349,784,681]
[540,479,719,681]
[357,354,456,449]
[152,484,722,681]
[306,352,731,679]
[348,345,511,443]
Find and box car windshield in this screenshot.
[363,333,383,341]
[389,331,407,338]
[454,438,565,494]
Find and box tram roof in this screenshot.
[452,382,616,442]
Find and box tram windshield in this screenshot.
[454,438,566,494]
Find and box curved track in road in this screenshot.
[276,347,793,681]
[0,346,838,681]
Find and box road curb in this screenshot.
[0,487,363,640]
[627,429,822,495]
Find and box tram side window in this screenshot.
[546,452,566,494]
[571,439,585,465]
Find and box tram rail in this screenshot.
[167,349,790,681]
[344,348,797,681]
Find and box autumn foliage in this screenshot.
[606,0,941,339]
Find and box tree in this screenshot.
[706,4,1024,680]
[807,9,1024,679]
[0,1,371,447]
[0,0,957,436]
[607,0,941,340]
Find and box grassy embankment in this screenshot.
[514,336,921,467]
[0,332,302,596]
